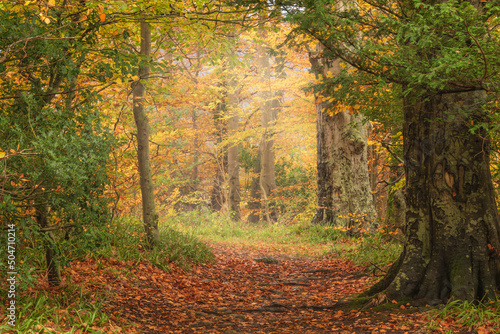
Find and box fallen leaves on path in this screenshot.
[64,243,474,333]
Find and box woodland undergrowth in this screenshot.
[1,210,499,333]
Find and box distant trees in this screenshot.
[1,0,319,289]
[227,36,242,221]
[249,34,279,223]
[210,35,242,220]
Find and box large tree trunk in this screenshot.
[370,90,500,303]
[132,20,159,247]
[309,51,377,233]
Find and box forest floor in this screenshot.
[65,242,480,334]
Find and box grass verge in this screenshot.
[424,299,500,333]
[0,284,117,334]
[93,217,215,271]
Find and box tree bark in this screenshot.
[369,90,500,303]
[36,205,61,287]
[227,64,241,221]
[210,75,228,212]
[368,138,390,221]
[309,49,377,233]
[132,20,159,247]
[247,147,262,224]
[178,109,200,211]
[256,41,277,223]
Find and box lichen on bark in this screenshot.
[378,90,500,304]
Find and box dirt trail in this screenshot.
[87,243,436,333]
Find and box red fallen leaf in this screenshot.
[477,327,488,334]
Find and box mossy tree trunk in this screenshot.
[369,90,500,303]
[309,49,377,233]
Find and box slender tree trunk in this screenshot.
[36,205,61,287]
[132,20,159,247]
[191,109,200,210]
[247,147,262,223]
[210,93,227,212]
[368,139,389,221]
[191,109,199,191]
[256,41,277,223]
[368,90,500,303]
[227,54,241,221]
[178,109,200,211]
[309,49,377,233]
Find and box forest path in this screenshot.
[91,243,442,333]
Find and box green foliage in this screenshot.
[0,285,112,334]
[93,218,215,270]
[0,216,213,331]
[274,158,316,218]
[0,214,111,294]
[327,233,403,269]
[284,0,500,126]
[295,223,344,243]
[0,1,146,287]
[240,145,316,221]
[0,217,213,301]
[427,299,500,332]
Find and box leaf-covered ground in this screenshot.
[63,243,479,333]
